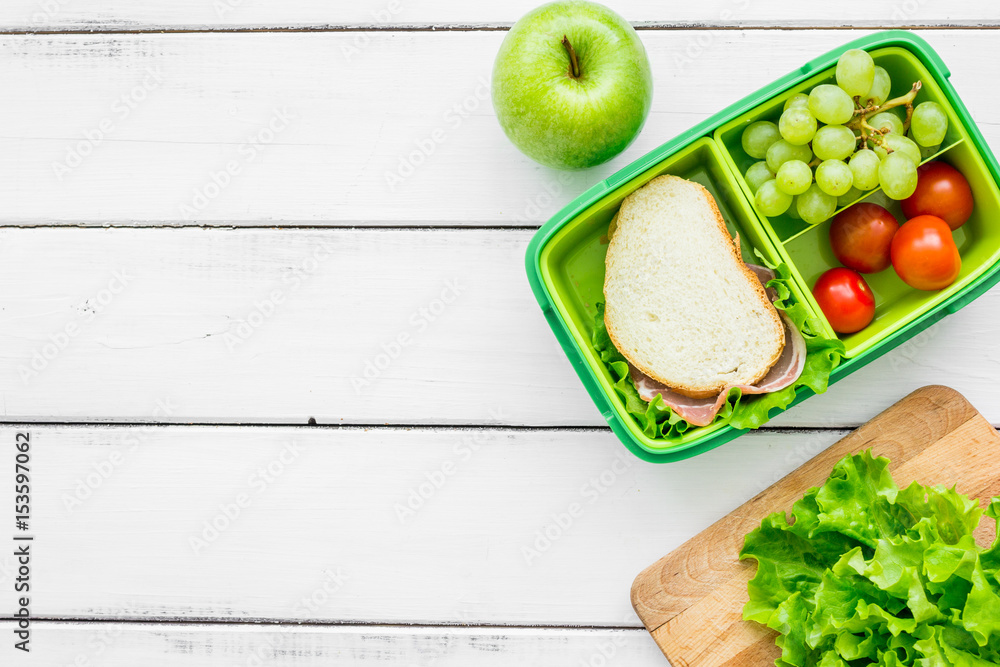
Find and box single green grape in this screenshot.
[812,125,857,161]
[849,149,881,190]
[786,196,801,219]
[910,129,940,160]
[920,143,941,160]
[863,66,891,106]
[868,111,904,137]
[766,139,813,173]
[755,179,793,217]
[797,183,838,225]
[815,159,854,197]
[783,93,810,112]
[778,107,817,146]
[910,101,948,147]
[875,135,921,167]
[741,120,781,159]
[775,160,812,196]
[808,84,855,125]
[863,189,895,211]
[744,161,775,194]
[879,152,918,200]
[837,186,864,209]
[836,49,875,97]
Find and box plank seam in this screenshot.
[0,24,998,35]
[0,421,855,433]
[0,224,545,231]
[12,617,649,630]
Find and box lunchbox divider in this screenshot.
[778,136,968,247]
[712,156,839,344]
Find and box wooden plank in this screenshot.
[0,424,844,624]
[2,227,1000,427]
[0,30,998,225]
[631,386,1000,666]
[2,0,998,31]
[0,622,666,665]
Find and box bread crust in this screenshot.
[603,175,785,399]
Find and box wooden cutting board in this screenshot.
[631,385,1000,667]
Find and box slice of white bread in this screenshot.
[603,174,785,399]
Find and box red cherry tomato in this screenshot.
[829,203,900,273]
[890,215,961,291]
[901,161,974,230]
[812,268,876,334]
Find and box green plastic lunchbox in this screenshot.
[524,31,1000,463]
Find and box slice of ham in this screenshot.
[629,264,806,427]
[745,263,779,302]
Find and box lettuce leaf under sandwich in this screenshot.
[591,258,845,439]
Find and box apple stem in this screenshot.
[561,35,581,79]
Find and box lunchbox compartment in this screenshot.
[783,141,1000,357]
[538,137,790,453]
[714,46,997,357]
[716,46,965,245]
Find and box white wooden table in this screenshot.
[1,2,999,664]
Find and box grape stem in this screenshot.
[878,81,922,115]
[854,100,880,117]
[849,81,922,122]
[848,80,922,151]
[903,104,915,133]
[861,121,892,152]
[860,120,888,137]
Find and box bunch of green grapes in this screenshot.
[741,48,948,225]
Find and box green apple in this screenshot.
[491,1,653,170]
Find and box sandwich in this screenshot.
[596,175,842,433]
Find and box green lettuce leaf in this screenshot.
[590,258,845,440]
[963,563,1000,647]
[741,450,1000,666]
